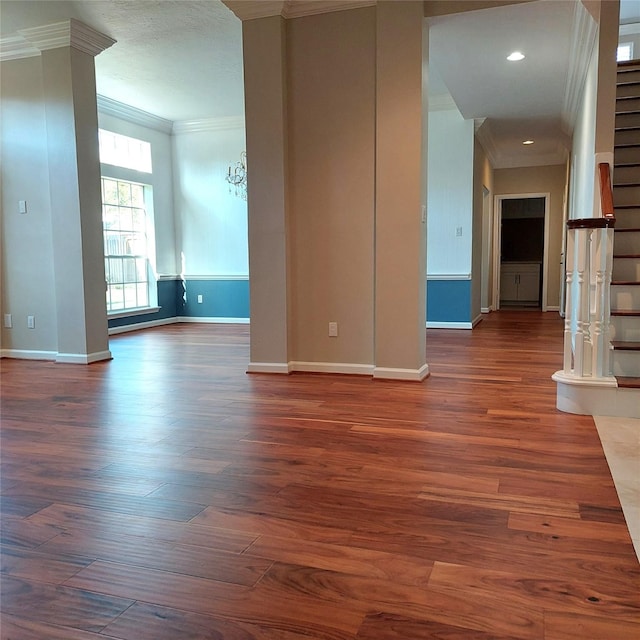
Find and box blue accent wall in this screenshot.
[426,279,471,323]
[179,279,250,318]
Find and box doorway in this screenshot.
[493,194,550,311]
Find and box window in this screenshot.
[98,129,152,173]
[617,43,633,62]
[102,178,152,313]
[99,128,157,315]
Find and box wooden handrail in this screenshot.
[598,162,615,219]
[567,217,616,230]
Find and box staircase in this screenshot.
[611,59,640,391]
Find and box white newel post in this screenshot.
[563,219,615,379]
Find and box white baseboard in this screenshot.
[247,362,291,374]
[289,361,374,376]
[427,321,473,329]
[481,307,492,314]
[546,306,560,312]
[553,370,639,418]
[373,363,429,381]
[109,318,178,335]
[472,313,483,327]
[0,349,57,361]
[177,316,250,324]
[56,350,112,364]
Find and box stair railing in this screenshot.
[561,163,616,380]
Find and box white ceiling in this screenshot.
[0,0,245,122]
[1,0,639,166]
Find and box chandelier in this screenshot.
[226,151,247,200]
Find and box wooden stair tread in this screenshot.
[613,254,640,258]
[611,341,640,350]
[611,280,640,286]
[611,309,640,316]
[615,376,640,389]
[614,228,640,232]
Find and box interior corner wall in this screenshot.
[172,127,248,278]
[286,7,376,366]
[493,164,567,310]
[1,56,58,356]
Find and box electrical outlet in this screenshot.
[328,322,338,337]
[27,315,35,329]
[3,314,12,328]
[197,295,203,304]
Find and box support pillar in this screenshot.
[373,1,428,380]
[22,20,115,363]
[242,16,291,373]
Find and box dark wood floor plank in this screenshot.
[427,560,640,621]
[102,601,351,640]
[0,613,123,640]
[26,503,259,553]
[0,312,637,639]
[1,544,93,583]
[39,529,273,586]
[0,575,133,633]
[65,560,364,636]
[544,611,640,640]
[356,612,523,639]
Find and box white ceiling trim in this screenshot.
[223,0,375,21]
[0,35,40,61]
[561,2,597,134]
[97,95,173,134]
[620,23,640,36]
[173,117,245,134]
[1,19,115,61]
[19,19,115,57]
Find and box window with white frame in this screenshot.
[99,130,155,314]
[617,42,633,62]
[102,178,152,312]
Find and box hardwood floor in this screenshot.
[1,311,638,639]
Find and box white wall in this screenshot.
[98,112,178,276]
[427,108,474,275]
[1,56,57,353]
[172,125,248,276]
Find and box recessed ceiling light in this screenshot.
[507,51,525,62]
[522,140,534,145]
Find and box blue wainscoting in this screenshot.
[179,278,250,319]
[426,279,471,324]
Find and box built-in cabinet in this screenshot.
[500,262,540,305]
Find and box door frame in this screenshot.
[492,192,550,312]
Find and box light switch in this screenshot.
[19,200,27,214]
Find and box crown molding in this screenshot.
[0,35,40,61]
[561,1,597,135]
[2,19,115,62]
[173,116,245,134]
[619,22,640,36]
[97,95,173,133]
[222,0,375,21]
[284,0,376,18]
[19,19,115,57]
